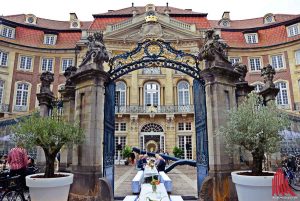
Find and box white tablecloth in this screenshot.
[138,183,170,201]
[143,166,159,178]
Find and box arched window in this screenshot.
[141,123,164,132]
[178,81,190,105]
[253,84,264,93]
[15,82,29,109]
[275,82,289,105]
[144,82,160,106]
[115,81,126,106]
[0,80,4,105]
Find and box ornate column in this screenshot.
[58,66,77,171]
[198,30,244,200]
[36,72,55,168]
[68,32,110,201]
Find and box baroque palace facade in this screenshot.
[0,4,300,160]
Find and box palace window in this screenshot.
[275,82,289,106]
[115,136,126,160]
[178,81,190,106]
[141,123,163,132]
[271,54,284,69]
[0,51,8,67]
[245,33,258,44]
[229,57,240,64]
[287,24,299,37]
[249,57,261,71]
[15,83,29,111]
[0,80,4,105]
[1,25,15,39]
[115,122,126,131]
[19,56,32,70]
[178,136,192,159]
[115,81,126,106]
[41,58,53,72]
[178,122,192,131]
[61,58,73,72]
[144,82,160,106]
[296,50,300,65]
[44,34,57,45]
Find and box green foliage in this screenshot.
[12,110,84,177]
[218,92,290,174]
[122,145,132,159]
[173,146,184,158]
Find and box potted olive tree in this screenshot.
[218,92,290,201]
[12,110,84,201]
[122,145,132,165]
[172,146,184,158]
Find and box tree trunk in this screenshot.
[251,151,264,175]
[44,152,57,178]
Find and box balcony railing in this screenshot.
[0,104,9,113]
[115,105,194,114]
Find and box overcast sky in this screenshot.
[1,0,300,21]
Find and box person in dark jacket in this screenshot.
[137,155,144,170]
[155,154,166,172]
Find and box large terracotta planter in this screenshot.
[26,172,73,201]
[231,171,274,201]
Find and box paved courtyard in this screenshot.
[114,164,300,200]
[114,164,198,199]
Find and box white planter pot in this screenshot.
[231,171,274,201]
[26,172,73,201]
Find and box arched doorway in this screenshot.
[140,123,165,153]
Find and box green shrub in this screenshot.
[173,146,184,158]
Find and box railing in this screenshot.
[115,105,194,114]
[294,102,300,111]
[277,104,290,110]
[0,104,9,113]
[13,105,28,112]
[169,18,192,31]
[110,19,133,32]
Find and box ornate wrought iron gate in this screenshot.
[103,81,116,191]
[193,79,209,193]
[107,39,209,195]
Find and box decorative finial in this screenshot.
[166,2,169,8]
[132,2,134,7]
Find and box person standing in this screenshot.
[8,143,28,187]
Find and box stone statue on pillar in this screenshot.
[64,66,77,87]
[259,64,279,104]
[198,29,231,68]
[233,63,247,82]
[40,71,54,95]
[261,64,275,88]
[79,32,109,71]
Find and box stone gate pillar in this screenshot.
[198,30,253,201]
[68,32,110,201]
[36,72,55,168]
[59,66,77,171]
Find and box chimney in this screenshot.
[222,11,230,19]
[70,13,78,21]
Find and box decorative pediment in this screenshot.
[103,13,203,42]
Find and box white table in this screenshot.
[138,183,170,201]
[143,166,159,178]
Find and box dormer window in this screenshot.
[244,33,258,44]
[25,14,37,25]
[44,34,57,45]
[287,24,299,37]
[264,14,275,24]
[69,13,80,29]
[1,25,15,39]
